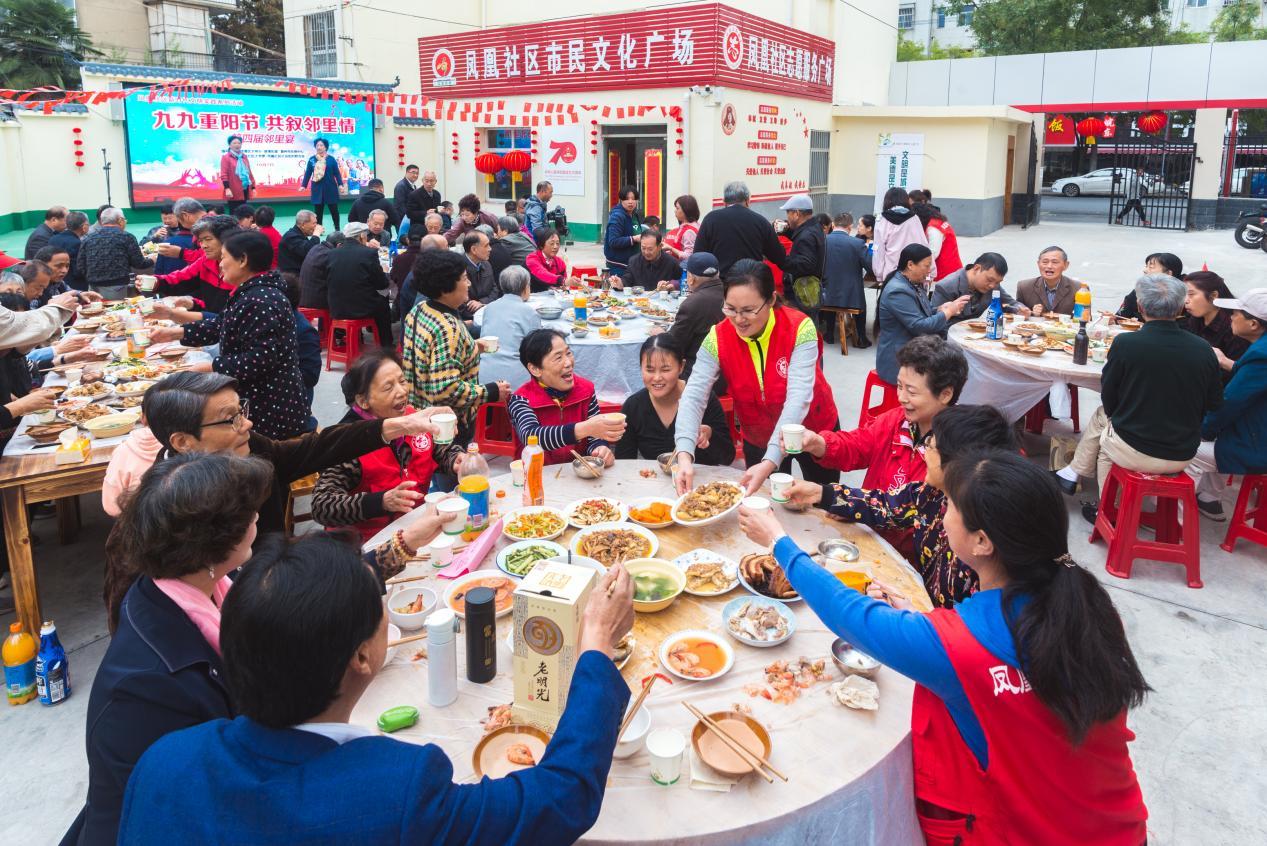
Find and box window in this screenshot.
[809,130,830,191]
[898,4,915,29]
[1185,0,1207,6]
[484,129,533,202]
[303,11,337,79]
[958,3,975,25]
[937,9,946,28]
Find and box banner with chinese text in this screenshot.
[874,133,924,213]
[539,124,585,194]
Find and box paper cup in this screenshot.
[605,412,626,424]
[769,472,794,502]
[432,412,458,444]
[423,491,449,513]
[646,728,686,786]
[437,498,470,535]
[510,459,524,487]
[781,423,805,454]
[1007,333,1022,344]
[65,367,83,384]
[428,534,455,567]
[135,275,157,293]
[1091,347,1107,363]
[481,335,500,353]
[741,496,771,514]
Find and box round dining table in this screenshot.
[357,460,931,845]
[474,290,681,405]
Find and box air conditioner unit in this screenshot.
[108,82,125,122]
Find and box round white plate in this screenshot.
[721,596,796,648]
[658,630,734,682]
[442,571,517,619]
[62,383,115,403]
[495,539,567,579]
[671,481,745,527]
[737,555,803,603]
[500,506,568,542]
[671,549,740,597]
[570,521,658,566]
[563,496,628,529]
[627,496,676,530]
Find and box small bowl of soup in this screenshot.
[624,558,685,613]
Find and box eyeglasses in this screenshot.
[722,300,771,320]
[203,399,251,433]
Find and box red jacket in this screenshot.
[350,427,438,542]
[525,250,565,289]
[157,254,234,312]
[260,225,281,270]
[929,219,962,281]
[820,406,927,493]
[219,152,255,201]
[512,376,597,465]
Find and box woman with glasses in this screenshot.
[673,259,840,495]
[150,230,309,439]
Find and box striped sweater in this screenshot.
[402,299,491,427]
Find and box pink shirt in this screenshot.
[153,575,231,655]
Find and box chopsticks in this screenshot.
[388,631,429,648]
[570,449,602,478]
[618,673,657,740]
[384,570,432,586]
[683,702,786,784]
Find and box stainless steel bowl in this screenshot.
[817,539,860,563]
[656,452,675,475]
[830,638,880,679]
[536,306,564,320]
[572,455,603,479]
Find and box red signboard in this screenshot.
[417,3,834,102]
[1044,113,1074,145]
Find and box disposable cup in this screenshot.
[781,423,805,454]
[769,473,794,502]
[433,413,458,444]
[481,335,500,353]
[423,491,449,513]
[741,496,771,514]
[510,459,524,487]
[1091,347,1107,363]
[437,498,470,535]
[428,534,455,567]
[135,275,157,293]
[646,728,686,786]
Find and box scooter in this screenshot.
[1233,202,1267,249]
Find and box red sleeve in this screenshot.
[819,415,888,472]
[157,256,205,286]
[219,154,232,188]
[181,246,202,264]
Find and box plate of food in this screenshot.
[628,496,675,529]
[473,724,552,778]
[585,313,614,326]
[672,549,740,596]
[109,396,145,410]
[738,552,801,602]
[496,540,567,579]
[63,382,114,401]
[609,306,637,319]
[1013,322,1047,335]
[659,630,734,682]
[671,480,744,527]
[502,506,568,541]
[113,380,156,398]
[723,596,795,647]
[72,318,103,334]
[444,572,517,618]
[639,304,672,321]
[57,403,113,426]
[964,319,988,331]
[563,496,627,528]
[570,522,658,567]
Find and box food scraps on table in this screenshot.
[629,500,671,523]
[727,600,790,643]
[505,743,537,766]
[827,676,880,711]
[449,576,515,613]
[612,634,634,667]
[638,468,657,479]
[482,703,514,734]
[393,594,428,614]
[745,657,830,704]
[740,553,798,600]
[665,636,728,679]
[501,543,559,577]
[676,481,743,521]
[411,648,428,662]
[577,528,651,566]
[506,509,565,539]
[685,560,735,594]
[568,498,622,525]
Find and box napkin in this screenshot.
[828,676,880,711]
[689,750,737,792]
[437,518,503,579]
[1048,379,1072,419]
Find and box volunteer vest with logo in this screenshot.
[512,376,597,465]
[930,219,963,280]
[713,306,837,447]
[912,610,1148,845]
[351,424,438,542]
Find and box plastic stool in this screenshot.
[1222,474,1267,553]
[474,401,517,458]
[858,370,900,429]
[298,308,332,351]
[325,318,382,371]
[1090,465,1203,588]
[1022,386,1081,436]
[717,394,743,462]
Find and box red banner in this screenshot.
[1044,113,1074,145]
[417,2,834,102]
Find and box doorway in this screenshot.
[1003,136,1015,224]
[602,125,668,225]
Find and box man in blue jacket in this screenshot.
[119,534,635,845]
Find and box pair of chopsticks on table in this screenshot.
[387,631,428,648]
[683,702,787,784]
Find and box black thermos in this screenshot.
[464,586,497,683]
[1072,320,1090,366]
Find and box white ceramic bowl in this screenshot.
[384,623,402,668]
[670,481,745,528]
[614,705,652,759]
[386,586,437,631]
[658,629,735,682]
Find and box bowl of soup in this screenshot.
[624,558,685,613]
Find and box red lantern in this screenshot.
[72,127,81,133]
[1137,110,1166,135]
[1076,117,1105,138]
[475,152,504,183]
[502,150,530,173]
[75,161,84,168]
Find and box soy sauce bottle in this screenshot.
[1072,320,1090,366]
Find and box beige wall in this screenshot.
[78,0,151,62]
[0,110,132,216]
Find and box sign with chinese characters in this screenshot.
[417,3,834,102]
[1045,113,1074,145]
[538,123,585,194]
[874,133,924,213]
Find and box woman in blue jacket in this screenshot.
[603,185,641,276]
[301,137,344,228]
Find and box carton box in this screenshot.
[510,562,595,732]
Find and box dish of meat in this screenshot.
[738,553,801,602]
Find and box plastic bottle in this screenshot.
[426,608,458,708]
[522,435,545,506]
[984,289,1005,340]
[1072,320,1090,366]
[1073,282,1092,322]
[36,620,69,706]
[388,237,398,263]
[456,444,490,532]
[679,268,689,295]
[572,290,588,325]
[3,622,37,706]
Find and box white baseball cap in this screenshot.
[779,194,814,212]
[1213,287,1267,321]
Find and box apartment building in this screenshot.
[68,0,235,70]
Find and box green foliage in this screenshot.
[896,33,978,61]
[0,0,99,89]
[212,0,285,76]
[945,0,1173,56]
[1211,1,1267,42]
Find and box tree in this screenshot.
[211,0,285,76]
[0,0,99,89]
[1210,1,1267,42]
[946,0,1174,56]
[896,33,978,61]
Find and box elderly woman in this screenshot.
[875,243,968,386]
[509,329,626,466]
[1183,270,1249,380]
[525,225,580,292]
[871,186,928,284]
[311,349,465,541]
[301,137,343,228]
[145,214,239,314]
[150,231,308,439]
[477,266,541,388]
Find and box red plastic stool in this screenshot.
[858,370,900,428]
[325,318,382,371]
[1090,465,1203,588]
[716,394,743,462]
[1222,474,1267,553]
[474,401,516,458]
[298,308,332,351]
[1022,386,1081,435]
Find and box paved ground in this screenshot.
[2,219,1265,844]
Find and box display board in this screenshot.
[123,87,376,206]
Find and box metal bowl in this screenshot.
[571,455,603,479]
[656,452,675,475]
[817,538,860,563]
[830,638,881,679]
[570,327,589,338]
[536,305,564,320]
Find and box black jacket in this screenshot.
[25,222,56,259]
[464,257,499,307]
[278,226,319,275]
[392,178,417,218]
[298,241,333,310]
[49,230,86,290]
[783,218,825,281]
[692,204,786,276]
[326,241,389,319]
[347,190,399,233]
[405,186,444,227]
[624,251,681,290]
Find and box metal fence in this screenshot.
[1220,135,1267,198]
[1106,140,1195,231]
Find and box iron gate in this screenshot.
[1107,140,1196,231]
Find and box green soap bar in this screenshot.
[377,705,420,733]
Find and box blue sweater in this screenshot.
[774,535,1027,768]
[603,205,638,270]
[119,651,629,845]
[1202,333,1267,474]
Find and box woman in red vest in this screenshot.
[739,451,1150,845]
[673,259,840,496]
[311,349,465,541]
[507,329,627,466]
[917,203,963,281]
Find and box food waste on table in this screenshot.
[482,703,514,734]
[740,554,798,600]
[727,601,790,643]
[745,657,830,704]
[828,676,880,711]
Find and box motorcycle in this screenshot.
[1233,202,1267,249]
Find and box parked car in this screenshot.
[1049,169,1166,197]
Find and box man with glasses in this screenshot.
[100,372,454,535]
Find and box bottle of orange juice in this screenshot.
[572,291,588,325]
[3,622,38,706]
[522,435,545,506]
[457,444,490,533]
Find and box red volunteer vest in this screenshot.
[912,610,1148,846]
[512,376,596,465]
[930,219,963,280]
[713,306,837,447]
[351,416,438,541]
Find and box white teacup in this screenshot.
[432,412,458,444]
[428,534,455,567]
[769,473,794,502]
[135,275,157,293]
[781,423,805,454]
[437,498,470,535]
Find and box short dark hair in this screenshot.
[192,213,242,243]
[531,224,558,250]
[222,230,274,272]
[143,370,239,451]
[930,404,1016,463]
[1145,252,1183,277]
[618,185,639,202]
[413,248,468,299]
[45,207,67,221]
[504,199,518,213]
[462,231,487,254]
[723,258,776,302]
[535,180,552,193]
[232,204,256,222]
[253,205,276,228]
[882,187,909,211]
[673,195,700,223]
[158,203,175,215]
[639,332,685,366]
[66,211,89,231]
[341,348,402,406]
[519,328,567,369]
[367,178,384,190]
[406,164,419,173]
[227,135,243,145]
[458,193,481,214]
[221,534,383,728]
[895,335,969,403]
[898,243,933,273]
[18,260,51,283]
[972,252,1009,276]
[833,212,854,229]
[859,214,875,229]
[314,137,330,150]
[33,245,67,263]
[640,229,663,244]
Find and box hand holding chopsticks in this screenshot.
[618,673,658,740]
[683,702,787,783]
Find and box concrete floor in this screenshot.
[2,220,1266,843]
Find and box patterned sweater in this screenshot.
[402,299,495,428]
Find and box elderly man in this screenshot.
[327,222,391,346]
[1016,246,1078,316]
[364,209,392,250]
[524,181,553,233]
[779,194,825,315]
[397,234,450,320]
[49,211,91,291]
[460,231,498,318]
[931,252,1028,323]
[423,213,444,235]
[490,216,535,281]
[349,179,399,238]
[693,181,785,276]
[1055,275,1223,521]
[24,206,67,259]
[76,207,154,300]
[32,245,73,304]
[298,231,341,310]
[279,210,322,275]
[146,197,206,272]
[660,251,726,381]
[405,171,443,229]
[16,261,52,307]
[623,230,681,292]
[820,212,870,346]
